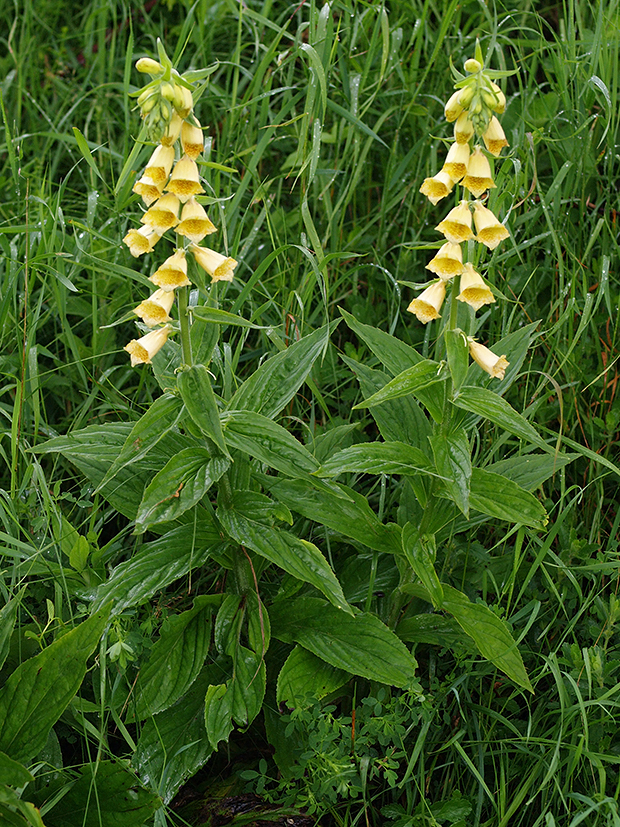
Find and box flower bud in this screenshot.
[444,90,464,122]
[136,58,164,75]
[464,58,482,73]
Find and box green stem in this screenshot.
[178,285,193,366]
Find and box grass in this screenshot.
[1,0,620,825]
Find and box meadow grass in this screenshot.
[1,0,620,825]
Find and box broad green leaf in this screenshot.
[469,469,548,529]
[132,596,217,720]
[445,328,469,391]
[277,645,349,707]
[191,311,220,366]
[133,667,215,803]
[430,427,471,517]
[402,524,443,606]
[217,497,351,613]
[135,449,230,533]
[270,598,417,689]
[269,478,402,556]
[178,364,230,458]
[453,386,549,450]
[0,605,111,763]
[204,649,265,750]
[90,522,219,615]
[204,683,234,751]
[44,761,160,827]
[191,306,267,329]
[339,307,424,372]
[0,591,23,673]
[226,321,336,418]
[396,613,473,648]
[316,442,435,478]
[0,750,33,787]
[353,361,442,409]
[486,453,577,491]
[440,585,533,692]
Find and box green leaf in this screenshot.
[430,427,471,517]
[226,321,336,418]
[178,365,230,458]
[485,453,578,491]
[135,449,230,533]
[396,614,473,648]
[277,645,349,707]
[469,468,548,529]
[316,442,435,478]
[453,386,549,450]
[132,596,217,720]
[269,478,402,556]
[204,649,266,750]
[0,751,34,787]
[270,598,417,689]
[72,126,105,182]
[90,522,219,616]
[440,585,533,692]
[0,605,111,763]
[339,308,424,373]
[191,306,268,329]
[217,496,351,613]
[402,524,443,606]
[204,684,234,751]
[353,361,443,410]
[445,328,469,391]
[44,761,160,827]
[0,591,23,673]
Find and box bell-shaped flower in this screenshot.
[486,82,506,114]
[419,170,454,206]
[425,242,463,279]
[462,147,496,198]
[149,249,191,291]
[174,85,194,118]
[161,111,183,147]
[407,280,446,324]
[482,116,509,156]
[164,155,205,202]
[442,141,470,182]
[190,244,238,282]
[473,201,509,250]
[435,200,474,244]
[133,288,175,327]
[141,193,181,232]
[132,174,164,206]
[457,263,495,311]
[124,324,171,366]
[144,144,175,184]
[468,338,508,380]
[181,119,204,160]
[454,112,474,144]
[176,197,217,243]
[444,90,464,122]
[123,225,162,257]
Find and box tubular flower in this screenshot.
[174,85,194,118]
[442,141,470,182]
[133,288,175,326]
[462,147,496,198]
[123,225,162,257]
[191,244,238,282]
[181,120,204,160]
[161,111,183,147]
[144,144,175,184]
[165,155,205,202]
[444,90,464,122]
[482,116,509,157]
[473,201,509,250]
[132,174,164,206]
[149,249,191,291]
[141,193,181,232]
[407,280,446,324]
[468,338,509,380]
[457,263,495,311]
[176,197,217,243]
[454,112,474,144]
[425,242,463,279]
[419,170,454,206]
[435,200,474,244]
[487,82,506,114]
[124,325,171,366]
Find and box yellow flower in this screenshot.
[407,280,446,324]
[123,225,162,257]
[132,174,164,206]
[149,249,191,291]
[486,82,506,115]
[454,112,474,144]
[133,289,175,327]
[164,155,205,202]
[444,90,464,123]
[144,144,175,184]
[462,147,496,198]
[419,170,454,206]
[176,197,217,243]
[181,120,204,160]
[161,111,183,147]
[472,201,509,250]
[425,242,463,279]
[457,263,495,311]
[124,325,171,366]
[140,193,181,232]
[482,116,509,157]
[190,244,238,282]
[174,85,194,118]
[442,141,470,182]
[468,338,508,379]
[435,200,474,244]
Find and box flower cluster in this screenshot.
[123,46,237,366]
[409,50,511,380]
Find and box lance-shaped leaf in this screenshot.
[191,306,268,329]
[353,360,442,409]
[469,468,548,529]
[270,597,417,689]
[486,453,578,491]
[402,523,443,606]
[0,589,24,673]
[430,427,471,517]
[316,442,435,478]
[453,386,549,450]
[178,364,230,457]
[277,645,349,707]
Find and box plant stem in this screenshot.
[178,285,193,367]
